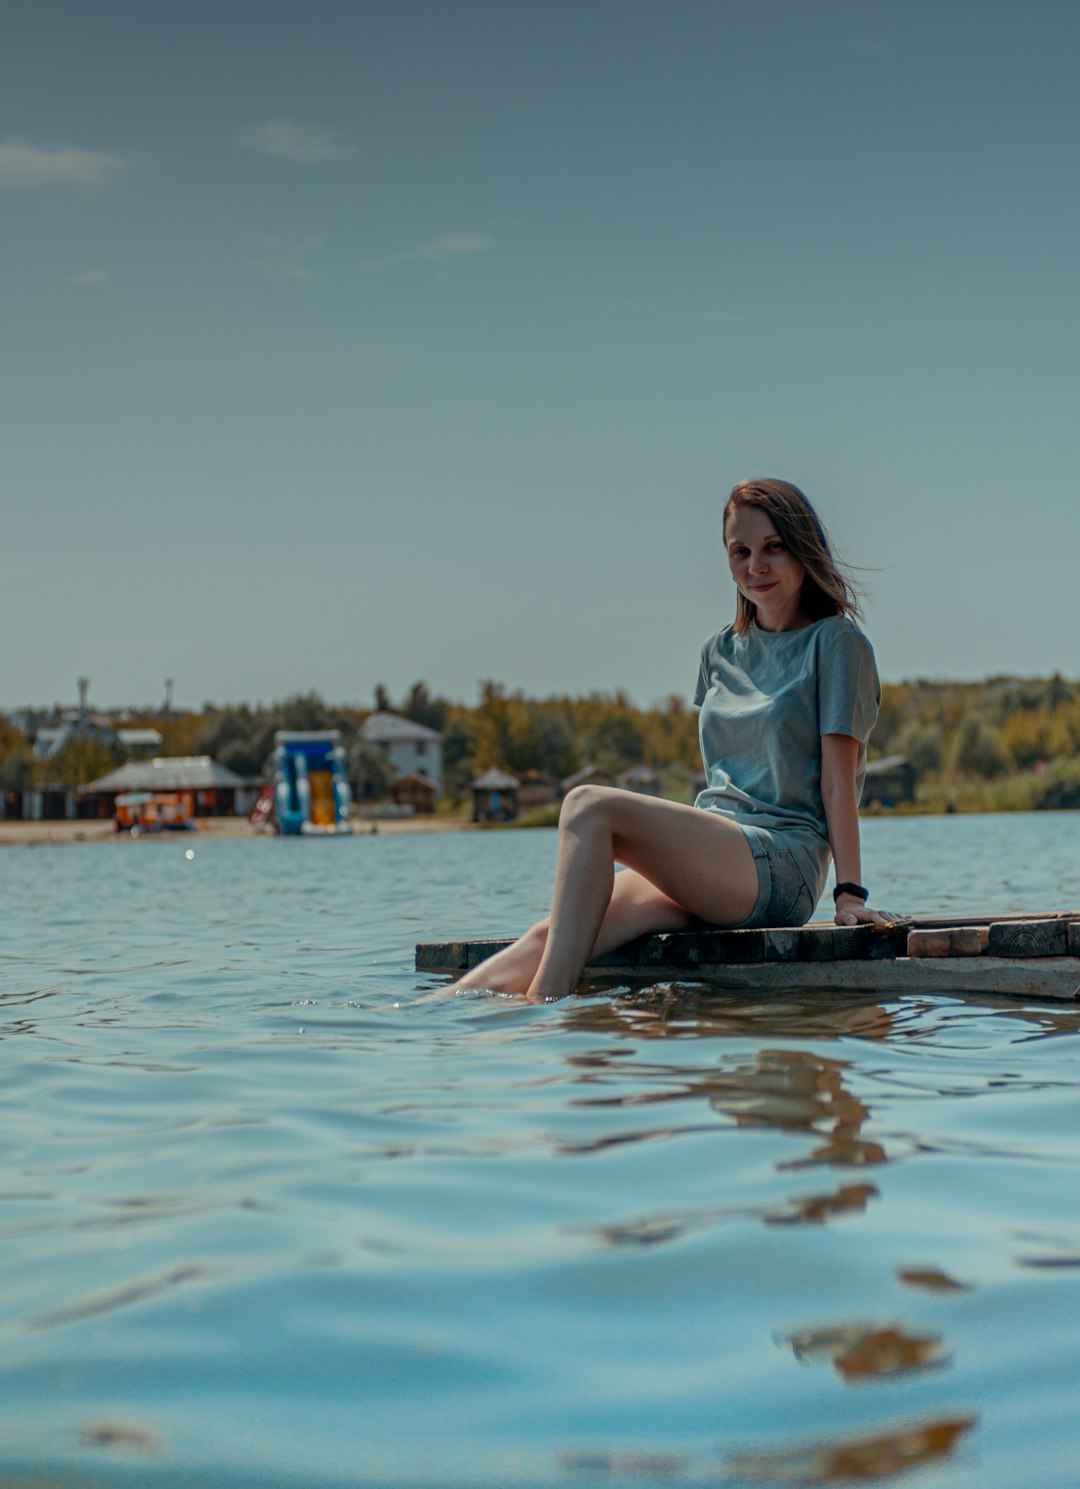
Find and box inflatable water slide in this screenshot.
[273,731,353,835]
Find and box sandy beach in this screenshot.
[0,815,478,846]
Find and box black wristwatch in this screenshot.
[833,882,869,904]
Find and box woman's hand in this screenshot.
[834,893,900,927]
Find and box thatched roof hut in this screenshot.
[471,767,520,823]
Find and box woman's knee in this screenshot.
[560,784,617,828]
[522,917,550,951]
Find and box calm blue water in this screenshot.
[3,813,1080,1488]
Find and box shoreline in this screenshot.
[0,816,479,846]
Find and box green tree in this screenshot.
[895,721,944,775]
[400,681,448,732]
[591,713,645,771]
[441,711,481,801]
[951,716,1010,779]
[41,736,120,787]
[347,738,395,801]
[0,742,35,792]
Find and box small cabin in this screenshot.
[619,764,662,796]
[472,767,520,824]
[82,756,250,820]
[390,772,438,815]
[361,712,443,797]
[560,765,617,795]
[517,770,559,811]
[863,755,918,808]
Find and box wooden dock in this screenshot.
[415,913,1080,1002]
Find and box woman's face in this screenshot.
[724,503,808,631]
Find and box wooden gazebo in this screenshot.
[471,768,520,824]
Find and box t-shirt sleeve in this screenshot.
[693,640,710,708]
[817,620,880,743]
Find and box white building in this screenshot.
[361,712,443,794]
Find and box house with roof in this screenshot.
[80,756,254,818]
[560,764,617,794]
[862,755,918,808]
[33,716,122,761]
[361,712,443,796]
[618,763,663,796]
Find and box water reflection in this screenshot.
[80,1419,162,1456]
[765,1181,879,1227]
[784,1322,949,1382]
[1014,1232,1080,1268]
[560,1412,976,1485]
[566,985,897,1044]
[560,994,898,1245]
[718,1048,887,1171]
[580,1179,880,1249]
[29,1262,208,1330]
[564,982,1080,1047]
[559,1448,689,1478]
[725,1413,976,1484]
[563,1034,889,1171]
[897,1267,971,1294]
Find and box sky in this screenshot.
[3,0,1079,714]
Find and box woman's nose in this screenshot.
[748,549,769,574]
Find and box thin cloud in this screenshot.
[263,232,327,256]
[237,120,358,164]
[358,232,498,272]
[274,263,324,284]
[66,268,110,284]
[260,232,327,283]
[705,310,748,324]
[0,141,124,188]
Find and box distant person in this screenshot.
[450,478,892,1001]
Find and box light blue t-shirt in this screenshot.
[693,614,880,901]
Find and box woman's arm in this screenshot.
[820,733,892,926]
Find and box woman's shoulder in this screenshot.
[815,613,874,650]
[812,614,878,680]
[700,622,741,664]
[699,621,737,655]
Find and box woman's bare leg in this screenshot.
[448,866,693,996]
[525,787,760,1002]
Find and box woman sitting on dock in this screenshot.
[452,478,892,1001]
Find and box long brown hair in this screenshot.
[723,478,861,635]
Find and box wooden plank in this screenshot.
[987,919,1068,958]
[416,938,1080,1002]
[696,928,767,964]
[764,928,800,961]
[866,924,914,960]
[796,926,836,962]
[416,915,1080,978]
[416,940,453,972]
[901,910,1080,930]
[417,935,1078,1006]
[584,956,1080,1003]
[831,926,879,960]
[908,927,989,958]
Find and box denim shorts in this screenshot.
[734,824,816,929]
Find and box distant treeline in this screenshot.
[176,681,702,804]
[4,672,1080,812]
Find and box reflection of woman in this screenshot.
[452,479,889,1002]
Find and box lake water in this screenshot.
[3,812,1080,1488]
